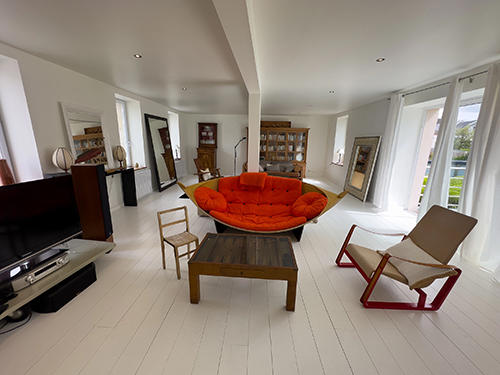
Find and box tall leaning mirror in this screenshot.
[344,136,381,202]
[144,113,177,191]
[61,102,113,168]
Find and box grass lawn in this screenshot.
[421,176,463,197]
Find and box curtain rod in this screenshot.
[402,70,488,98]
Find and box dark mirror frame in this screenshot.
[344,136,381,202]
[144,113,177,192]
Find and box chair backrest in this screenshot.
[157,206,189,237]
[408,205,477,264]
[193,158,207,172]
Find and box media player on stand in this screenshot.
[10,252,69,292]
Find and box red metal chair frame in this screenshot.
[335,224,462,311]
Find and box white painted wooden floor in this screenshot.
[1,176,499,375]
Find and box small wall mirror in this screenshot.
[344,136,381,202]
[61,103,113,168]
[144,113,177,191]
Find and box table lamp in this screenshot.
[52,147,74,173]
[336,148,345,163]
[113,145,127,168]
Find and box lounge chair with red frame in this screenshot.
[335,205,477,311]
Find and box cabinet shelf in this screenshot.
[254,127,309,176]
[72,132,107,165]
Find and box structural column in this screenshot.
[247,93,261,173]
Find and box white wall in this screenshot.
[0,53,42,181]
[324,99,390,200]
[0,41,179,209]
[179,113,330,178]
[180,113,248,177]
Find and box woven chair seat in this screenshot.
[165,231,199,247]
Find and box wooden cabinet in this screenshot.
[162,152,176,179]
[158,127,172,152]
[197,123,218,171]
[260,121,291,128]
[71,164,113,242]
[72,132,107,165]
[198,123,217,148]
[196,148,217,171]
[258,127,309,167]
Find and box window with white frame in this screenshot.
[406,91,483,212]
[333,115,348,164]
[115,98,132,167]
[168,111,181,160]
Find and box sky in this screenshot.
[437,102,481,123]
[457,103,481,122]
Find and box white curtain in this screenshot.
[418,77,464,220]
[372,94,404,211]
[459,62,500,280]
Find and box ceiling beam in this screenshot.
[212,0,260,95]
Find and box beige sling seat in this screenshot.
[335,205,477,310]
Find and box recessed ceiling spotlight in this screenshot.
[181,87,187,91]
[133,54,142,58]
[308,104,313,107]
[329,90,335,94]
[203,103,208,105]
[376,58,385,62]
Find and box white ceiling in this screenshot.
[0,0,499,116]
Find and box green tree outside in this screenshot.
[454,124,473,152]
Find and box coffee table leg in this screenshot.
[286,275,297,311]
[189,269,200,304]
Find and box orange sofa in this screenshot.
[193,173,328,240]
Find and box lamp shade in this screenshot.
[337,148,345,155]
[52,147,74,172]
[113,145,126,167]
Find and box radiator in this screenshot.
[135,169,153,200]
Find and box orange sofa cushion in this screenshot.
[219,174,305,231]
[195,174,314,232]
[211,210,307,231]
[194,186,227,212]
[292,192,328,220]
[239,172,267,190]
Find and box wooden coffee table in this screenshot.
[188,233,298,311]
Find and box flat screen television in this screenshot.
[0,175,82,285]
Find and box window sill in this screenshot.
[332,162,344,167]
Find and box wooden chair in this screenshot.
[335,205,477,311]
[157,206,199,279]
[193,158,221,182]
